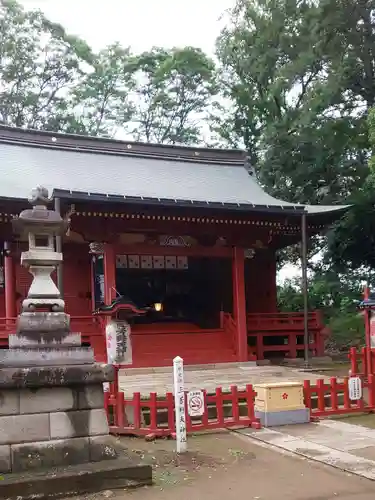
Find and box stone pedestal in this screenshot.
[0,361,152,498]
[0,364,118,473]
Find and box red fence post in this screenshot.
[349,347,358,376]
[316,379,326,413]
[361,347,367,377]
[330,377,338,411]
[343,377,350,410]
[166,392,175,432]
[133,392,141,431]
[216,387,224,426]
[367,374,375,409]
[149,393,158,433]
[231,385,240,423]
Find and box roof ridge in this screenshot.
[0,125,246,165]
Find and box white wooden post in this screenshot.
[173,356,187,453]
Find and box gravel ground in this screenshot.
[66,430,375,500]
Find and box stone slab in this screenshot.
[0,363,114,389]
[16,312,70,335]
[255,408,310,427]
[10,437,90,473]
[78,385,104,410]
[0,413,50,445]
[0,444,10,473]
[240,426,375,481]
[9,332,82,348]
[0,459,152,500]
[0,390,20,415]
[352,446,375,461]
[89,435,119,462]
[19,387,75,414]
[50,408,109,439]
[0,347,94,367]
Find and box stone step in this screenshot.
[0,458,152,499]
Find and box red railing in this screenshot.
[247,311,326,359]
[247,311,323,329]
[304,375,375,417]
[348,346,375,378]
[104,384,261,437]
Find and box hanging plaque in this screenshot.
[105,319,133,365]
[92,254,105,308]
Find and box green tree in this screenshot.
[0,0,92,130]
[369,107,375,170]
[278,270,365,350]
[127,47,217,145]
[54,43,135,137]
[326,107,375,270]
[215,0,372,205]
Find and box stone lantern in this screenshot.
[13,185,66,313]
[0,187,151,496]
[11,186,73,351]
[7,186,89,363]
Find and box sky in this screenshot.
[18,0,300,282]
[20,0,234,54]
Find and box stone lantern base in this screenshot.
[0,363,117,473]
[0,362,152,497]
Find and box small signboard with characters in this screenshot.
[105,319,133,366]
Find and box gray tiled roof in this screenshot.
[0,140,348,215]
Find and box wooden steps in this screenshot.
[131,327,235,367]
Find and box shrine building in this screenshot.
[0,125,348,367]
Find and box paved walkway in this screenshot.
[119,363,334,396]
[240,419,375,480]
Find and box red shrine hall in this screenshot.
[0,126,347,367]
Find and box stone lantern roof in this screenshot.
[12,185,68,237]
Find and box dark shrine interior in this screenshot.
[115,257,232,329]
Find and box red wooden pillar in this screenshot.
[103,243,116,305]
[98,244,117,364]
[4,241,16,319]
[232,247,248,362]
[364,286,373,376]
